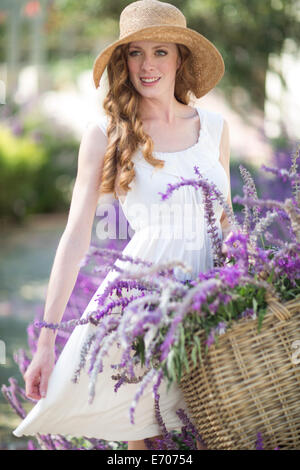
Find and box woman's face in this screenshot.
[126,40,181,96]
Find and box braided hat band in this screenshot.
[93,0,225,99]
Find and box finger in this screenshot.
[221,245,228,255]
[26,388,41,400]
[25,383,40,400]
[25,374,41,400]
[39,373,50,398]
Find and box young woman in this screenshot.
[13,0,234,450]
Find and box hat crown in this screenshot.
[119,0,186,39]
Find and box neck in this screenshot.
[138,98,185,124]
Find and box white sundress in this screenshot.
[12,106,229,441]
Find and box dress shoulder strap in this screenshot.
[200,108,224,153]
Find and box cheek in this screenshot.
[127,60,139,75]
[162,59,178,75]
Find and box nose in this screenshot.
[140,55,156,72]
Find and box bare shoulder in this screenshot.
[61,122,110,241]
[80,122,108,157]
[75,122,108,179]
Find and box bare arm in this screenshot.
[37,122,108,349]
[218,119,235,238]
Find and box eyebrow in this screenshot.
[128,45,169,49]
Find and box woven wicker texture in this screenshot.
[179,293,300,450]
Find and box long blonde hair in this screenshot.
[99,42,197,200]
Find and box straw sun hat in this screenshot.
[92,0,225,99]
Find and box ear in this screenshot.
[176,55,181,70]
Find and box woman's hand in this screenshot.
[221,229,234,257]
[23,345,55,400]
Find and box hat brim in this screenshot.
[92,25,224,99]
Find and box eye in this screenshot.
[128,50,167,57]
[156,50,167,56]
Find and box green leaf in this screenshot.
[267,266,275,283]
[175,351,182,382]
[194,335,203,367]
[191,345,197,368]
[134,335,145,366]
[252,297,258,313]
[167,350,177,383]
[182,347,190,376]
[257,306,267,334]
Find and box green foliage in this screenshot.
[0,126,46,169]
[0,125,46,221]
[152,280,275,390]
[2,0,300,113]
[45,0,300,111]
[0,118,78,223]
[273,275,300,301]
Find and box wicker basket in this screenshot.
[179,292,300,450]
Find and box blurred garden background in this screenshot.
[0,0,300,450]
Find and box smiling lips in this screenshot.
[140,77,161,85]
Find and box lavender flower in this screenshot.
[3,141,299,450]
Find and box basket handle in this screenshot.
[264,291,292,321]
